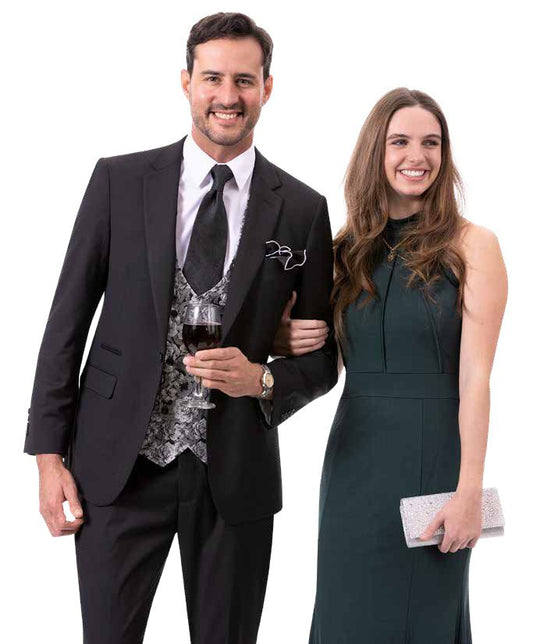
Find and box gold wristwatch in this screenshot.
[258,363,274,399]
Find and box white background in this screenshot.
[2,1,531,641]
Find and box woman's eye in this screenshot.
[424,140,439,146]
[392,139,407,146]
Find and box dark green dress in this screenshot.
[309,214,472,644]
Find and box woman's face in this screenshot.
[384,106,442,204]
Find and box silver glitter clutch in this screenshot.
[399,487,505,548]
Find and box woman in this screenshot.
[273,88,507,642]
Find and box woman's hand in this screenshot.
[272,291,329,357]
[419,488,483,553]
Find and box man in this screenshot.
[25,12,338,644]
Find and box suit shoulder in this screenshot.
[100,140,181,172]
[270,162,325,204]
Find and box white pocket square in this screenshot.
[265,240,307,271]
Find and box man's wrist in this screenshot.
[250,363,264,397]
[36,453,64,470]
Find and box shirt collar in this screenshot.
[182,134,255,191]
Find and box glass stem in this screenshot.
[192,376,204,399]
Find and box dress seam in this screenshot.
[420,290,443,373]
[341,394,459,400]
[380,256,396,372]
[403,399,424,644]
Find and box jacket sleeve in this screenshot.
[24,158,110,455]
[259,195,338,428]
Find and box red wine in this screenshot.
[182,323,222,355]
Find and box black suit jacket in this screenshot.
[25,137,338,523]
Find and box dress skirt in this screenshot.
[309,374,472,644]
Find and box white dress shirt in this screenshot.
[176,134,256,274]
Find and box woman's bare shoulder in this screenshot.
[456,218,502,265]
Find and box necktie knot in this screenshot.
[211,164,234,192]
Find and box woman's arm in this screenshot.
[421,221,508,552]
[272,292,344,374]
[456,223,508,495]
[271,291,329,357]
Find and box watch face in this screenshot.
[264,372,274,388]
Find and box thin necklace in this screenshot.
[382,236,407,262]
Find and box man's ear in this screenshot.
[181,69,191,99]
[262,75,273,106]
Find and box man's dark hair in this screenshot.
[186,13,273,80]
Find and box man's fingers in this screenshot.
[195,347,238,361]
[186,366,228,381]
[186,358,233,371]
[282,291,298,321]
[202,379,228,394]
[55,527,81,537]
[63,480,84,519]
[60,518,84,532]
[38,460,84,537]
[43,511,66,537]
[46,514,84,537]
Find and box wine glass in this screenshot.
[182,301,222,409]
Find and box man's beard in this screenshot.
[191,104,260,147]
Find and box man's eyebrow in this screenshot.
[386,133,442,140]
[199,71,258,79]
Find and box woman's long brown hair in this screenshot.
[333,87,466,342]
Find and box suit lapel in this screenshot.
[143,138,184,349]
[143,140,282,347]
[222,150,282,342]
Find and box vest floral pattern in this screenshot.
[139,263,233,466]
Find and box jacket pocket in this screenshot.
[82,364,117,399]
[100,342,122,356]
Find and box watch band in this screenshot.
[258,363,274,399]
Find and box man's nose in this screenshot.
[216,79,240,108]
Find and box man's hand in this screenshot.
[37,454,84,537]
[272,291,329,357]
[184,347,263,398]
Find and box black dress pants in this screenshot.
[75,450,274,644]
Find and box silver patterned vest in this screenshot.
[139,262,233,466]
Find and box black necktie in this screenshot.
[183,164,234,296]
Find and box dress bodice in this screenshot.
[341,214,462,375]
